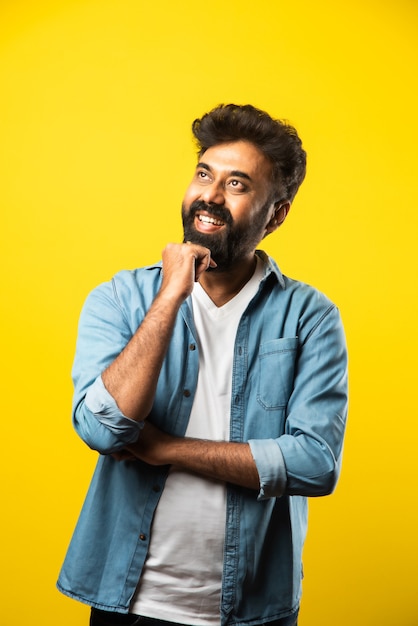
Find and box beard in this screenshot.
[182,200,268,272]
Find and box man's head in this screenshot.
[182,104,306,271]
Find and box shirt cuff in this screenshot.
[85,375,144,442]
[248,438,287,500]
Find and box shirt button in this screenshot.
[152,484,161,492]
[139,534,147,541]
[189,343,196,351]
[183,389,191,398]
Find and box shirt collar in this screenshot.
[255,250,286,289]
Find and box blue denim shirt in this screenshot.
[57,251,348,625]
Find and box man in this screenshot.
[58,104,348,626]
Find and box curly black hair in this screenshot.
[192,103,306,202]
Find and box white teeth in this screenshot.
[198,215,224,226]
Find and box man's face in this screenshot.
[182,140,277,271]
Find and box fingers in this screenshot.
[125,422,171,466]
[161,242,216,298]
[189,243,217,281]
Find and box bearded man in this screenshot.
[58,104,348,626]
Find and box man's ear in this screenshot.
[265,201,291,235]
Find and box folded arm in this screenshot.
[125,420,260,491]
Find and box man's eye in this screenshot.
[229,179,246,191]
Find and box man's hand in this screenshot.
[160,242,217,303]
[125,421,174,465]
[111,449,137,462]
[111,422,171,463]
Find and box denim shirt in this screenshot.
[57,251,348,625]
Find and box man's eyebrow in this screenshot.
[196,162,252,181]
[196,162,211,172]
[230,169,252,181]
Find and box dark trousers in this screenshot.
[90,608,298,626]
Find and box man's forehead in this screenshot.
[196,140,272,177]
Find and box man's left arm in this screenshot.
[125,421,260,490]
[124,304,348,497]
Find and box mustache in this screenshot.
[188,200,233,226]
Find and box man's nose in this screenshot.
[200,182,225,205]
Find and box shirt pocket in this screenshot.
[257,337,299,410]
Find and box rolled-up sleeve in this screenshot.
[248,438,287,500]
[83,375,143,445]
[246,298,348,501]
[277,305,348,497]
[71,276,146,454]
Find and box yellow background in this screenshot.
[1,1,417,624]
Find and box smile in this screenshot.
[197,214,225,226]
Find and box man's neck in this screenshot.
[197,254,258,307]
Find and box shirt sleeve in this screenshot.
[85,375,144,437]
[247,301,348,500]
[275,304,348,497]
[248,438,287,500]
[71,276,145,454]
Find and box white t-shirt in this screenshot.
[130,259,264,625]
